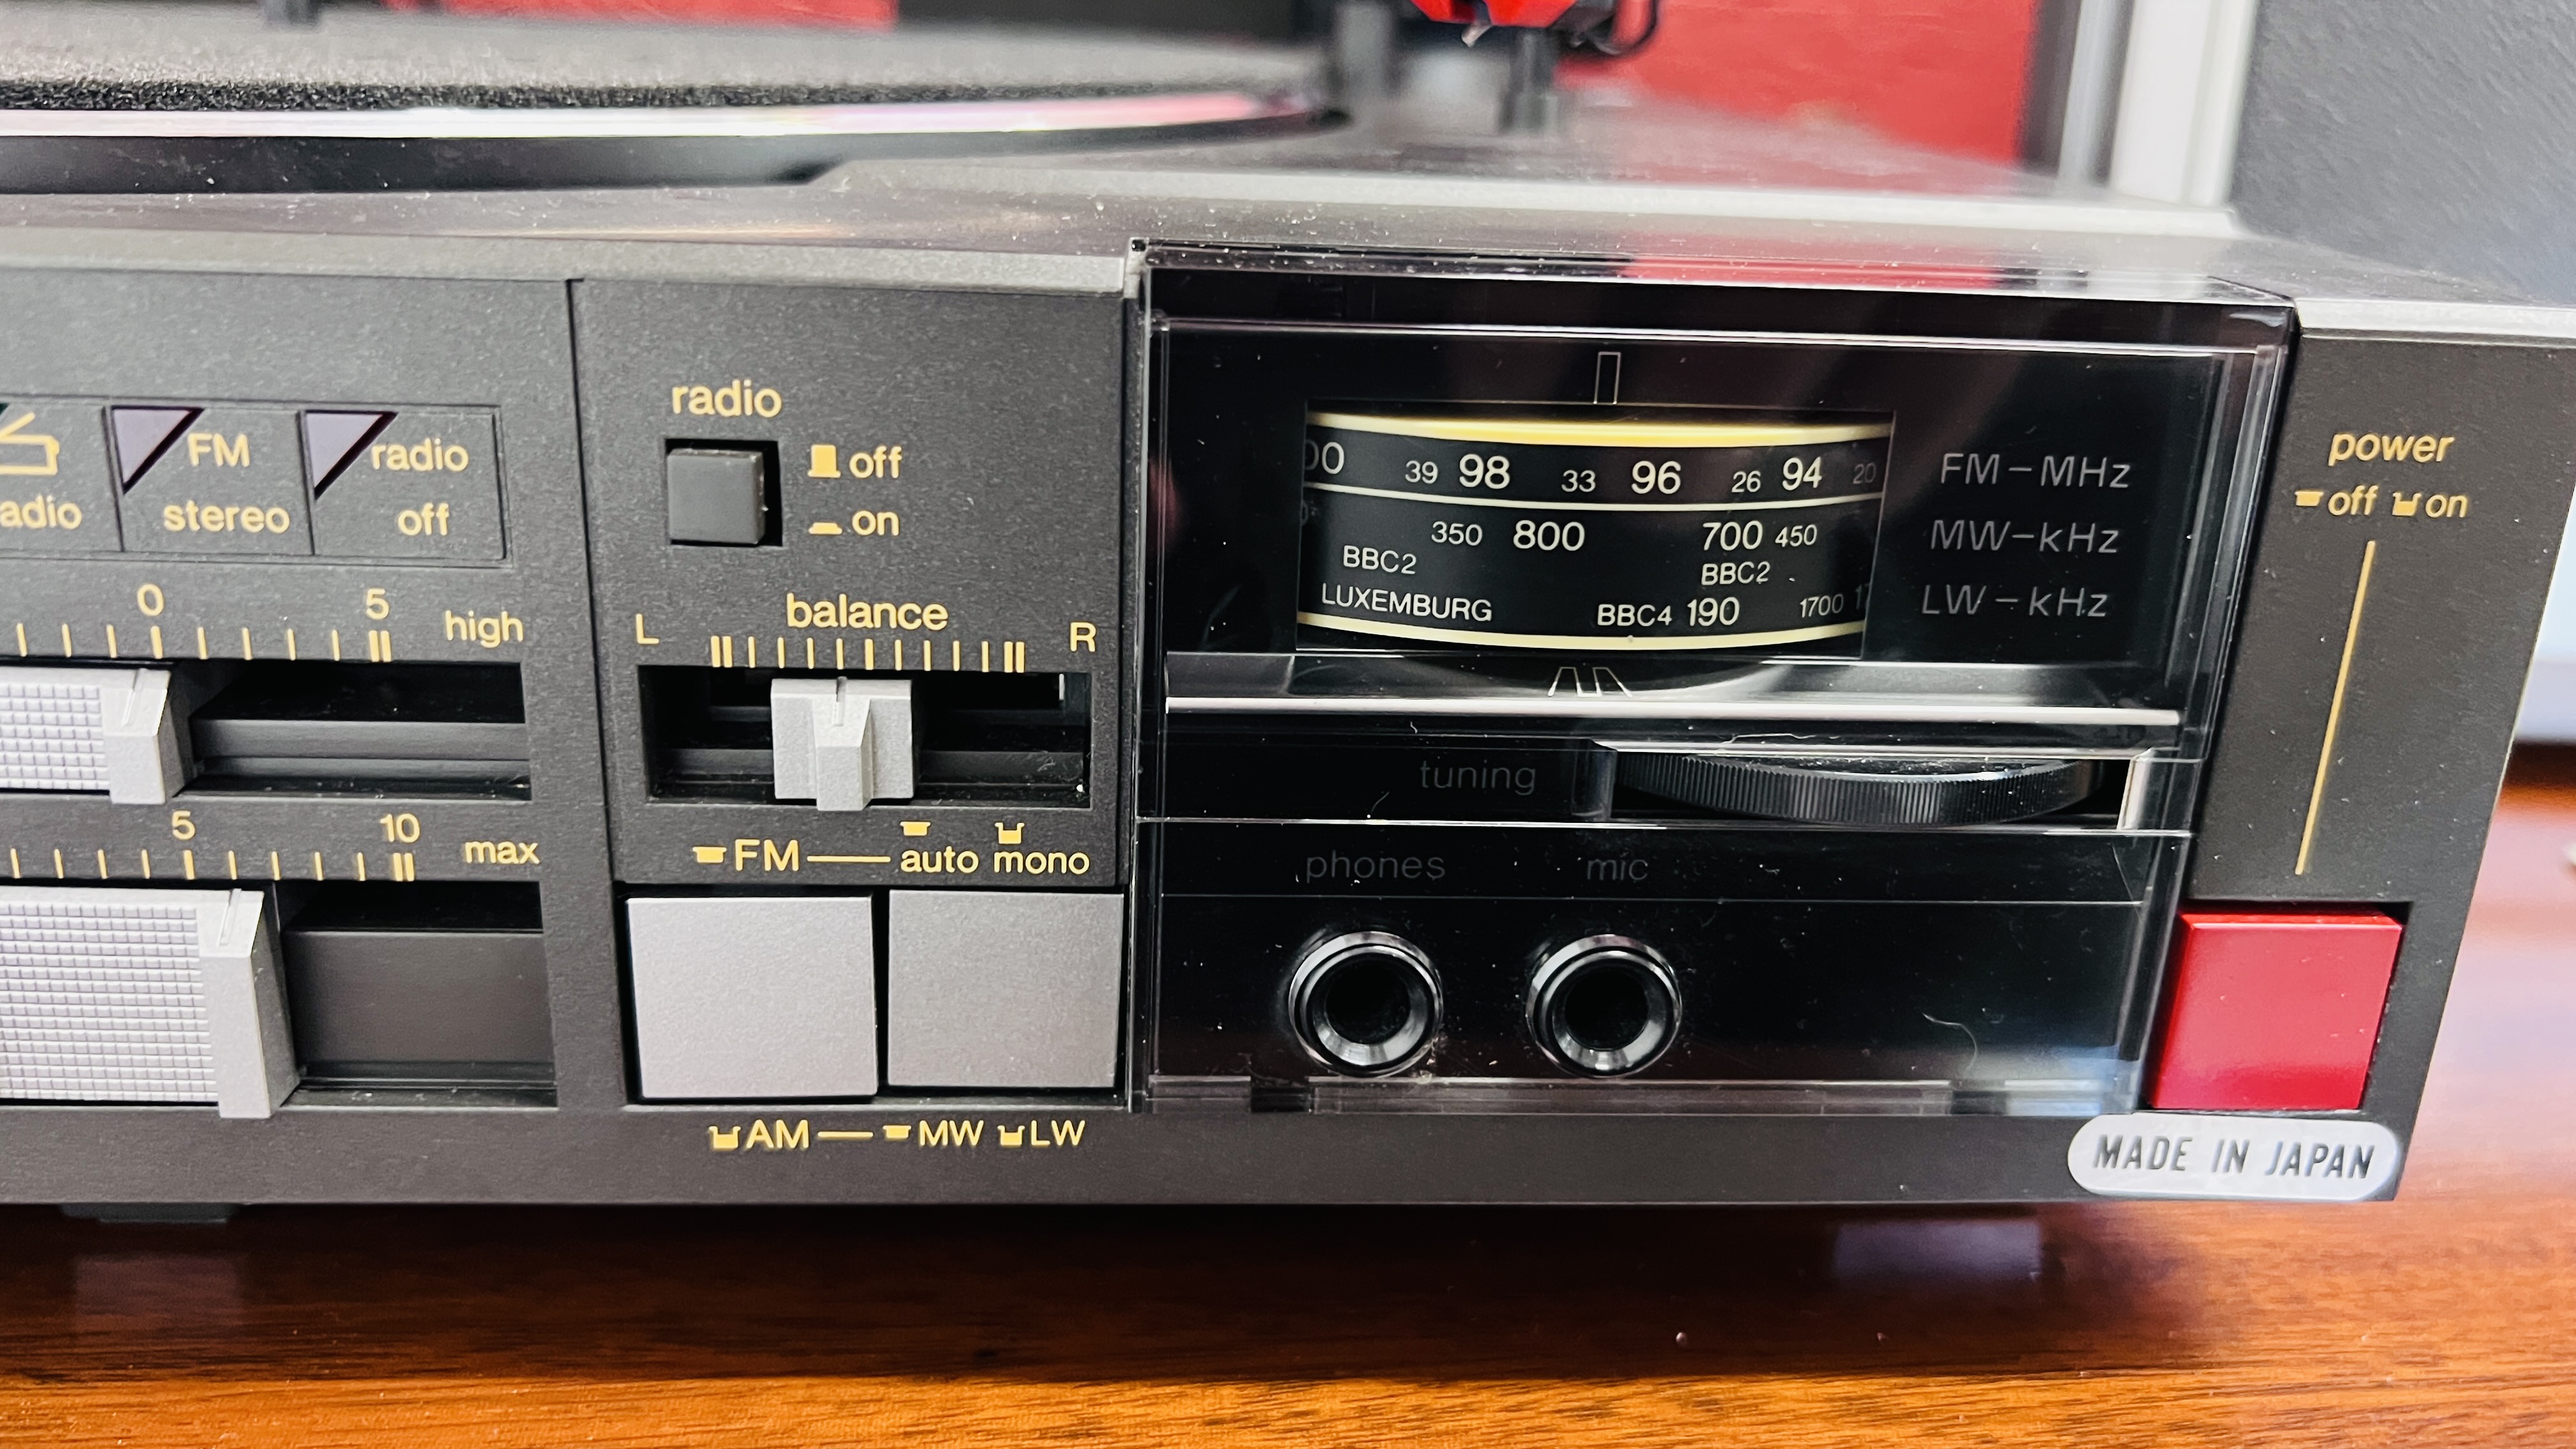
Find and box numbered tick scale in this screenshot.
[1296,408,1894,651]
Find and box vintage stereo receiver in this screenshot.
[0,3,2567,1209]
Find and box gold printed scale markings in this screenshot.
[694,838,807,871]
[802,442,907,537]
[0,411,63,476]
[8,843,424,884]
[34,601,518,665]
[2297,539,2378,877]
[12,619,396,663]
[703,1118,1087,1153]
[680,822,1094,878]
[696,631,1032,674]
[2292,484,2470,519]
[806,511,900,539]
[688,838,895,868]
[2301,429,2469,517]
[670,379,782,418]
[805,443,904,480]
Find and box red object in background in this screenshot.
[392,0,2033,161]
[1411,0,1593,23]
[387,0,893,26]
[2149,910,2406,1112]
[1568,0,2039,161]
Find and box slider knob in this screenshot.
[0,665,187,804]
[770,677,914,811]
[1620,753,2101,826]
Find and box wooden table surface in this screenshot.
[6,760,2575,1448]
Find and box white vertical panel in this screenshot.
[2110,0,2259,206]
[2057,0,2133,185]
[2516,505,2576,740]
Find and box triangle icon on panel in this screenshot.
[303,411,394,495]
[109,406,201,490]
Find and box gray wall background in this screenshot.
[2231,0,2576,734]
[2235,1,2576,304]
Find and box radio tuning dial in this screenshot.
[1620,752,2101,826]
[1298,408,1890,653]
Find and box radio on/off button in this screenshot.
[305,408,504,560]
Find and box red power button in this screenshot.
[2147,910,2405,1112]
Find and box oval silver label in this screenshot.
[2067,1112,2401,1201]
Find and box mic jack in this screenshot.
[1287,931,1442,1076]
[1529,937,1680,1076]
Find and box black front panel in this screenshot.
[0,222,2553,1213]
[1154,821,2166,1089]
[0,264,616,1110]
[571,282,1128,890]
[1142,264,2284,1121]
[2192,332,2576,1137]
[2195,335,2576,900]
[1158,896,2145,1084]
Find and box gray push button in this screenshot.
[626,896,877,1100]
[771,677,914,810]
[116,405,310,555]
[666,447,767,545]
[307,410,504,560]
[887,891,1123,1089]
[0,398,119,554]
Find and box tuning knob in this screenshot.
[1620,753,2101,827]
